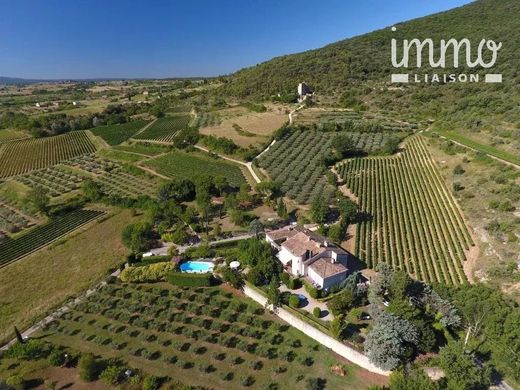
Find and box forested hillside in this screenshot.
[219,0,519,127]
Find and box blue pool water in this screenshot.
[179,261,214,273]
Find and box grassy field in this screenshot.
[434,129,520,167]
[112,143,170,156]
[0,131,98,178]
[31,282,387,389]
[90,120,149,145]
[0,209,106,268]
[144,150,247,187]
[338,136,474,285]
[0,209,139,344]
[0,129,29,142]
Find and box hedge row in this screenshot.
[120,262,175,283]
[166,272,214,287]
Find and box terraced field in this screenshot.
[64,154,158,198]
[145,150,246,187]
[0,201,36,234]
[17,166,84,197]
[91,120,149,145]
[0,209,105,267]
[0,131,97,178]
[133,116,191,143]
[337,136,474,285]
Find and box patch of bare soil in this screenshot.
[29,366,110,390]
[463,235,480,283]
[200,110,287,148]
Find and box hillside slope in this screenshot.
[219,0,519,126]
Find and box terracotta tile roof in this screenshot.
[282,232,325,257]
[266,227,299,243]
[309,257,348,279]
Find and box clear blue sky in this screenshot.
[0,0,474,79]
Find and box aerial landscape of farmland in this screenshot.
[0,0,519,389]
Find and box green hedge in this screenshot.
[166,271,214,287]
[133,255,171,267]
[120,262,175,283]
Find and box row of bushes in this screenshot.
[166,272,214,287]
[120,262,176,283]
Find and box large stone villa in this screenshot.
[266,225,351,290]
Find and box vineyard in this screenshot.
[0,209,105,267]
[257,130,336,204]
[0,131,97,178]
[91,120,149,145]
[337,136,474,285]
[133,116,191,143]
[145,150,246,188]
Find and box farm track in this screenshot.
[131,118,157,138]
[194,145,260,184]
[433,131,520,170]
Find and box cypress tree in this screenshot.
[14,326,24,344]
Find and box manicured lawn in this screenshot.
[34,282,387,389]
[0,208,140,344]
[145,150,247,187]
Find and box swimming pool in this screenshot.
[179,261,214,273]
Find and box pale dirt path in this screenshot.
[135,164,171,180]
[131,118,157,138]
[194,145,261,184]
[288,104,305,125]
[434,132,520,170]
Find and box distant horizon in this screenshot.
[0,0,473,80]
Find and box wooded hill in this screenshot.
[219,0,519,127]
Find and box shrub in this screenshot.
[48,349,66,366]
[166,271,213,287]
[288,278,302,290]
[142,375,160,390]
[241,375,255,387]
[79,353,98,381]
[288,295,300,308]
[120,262,176,283]
[5,375,24,390]
[5,340,48,360]
[313,307,321,318]
[305,283,320,299]
[99,365,121,386]
[280,272,290,286]
[306,377,326,390]
[247,268,264,286]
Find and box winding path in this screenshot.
[194,145,261,183]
